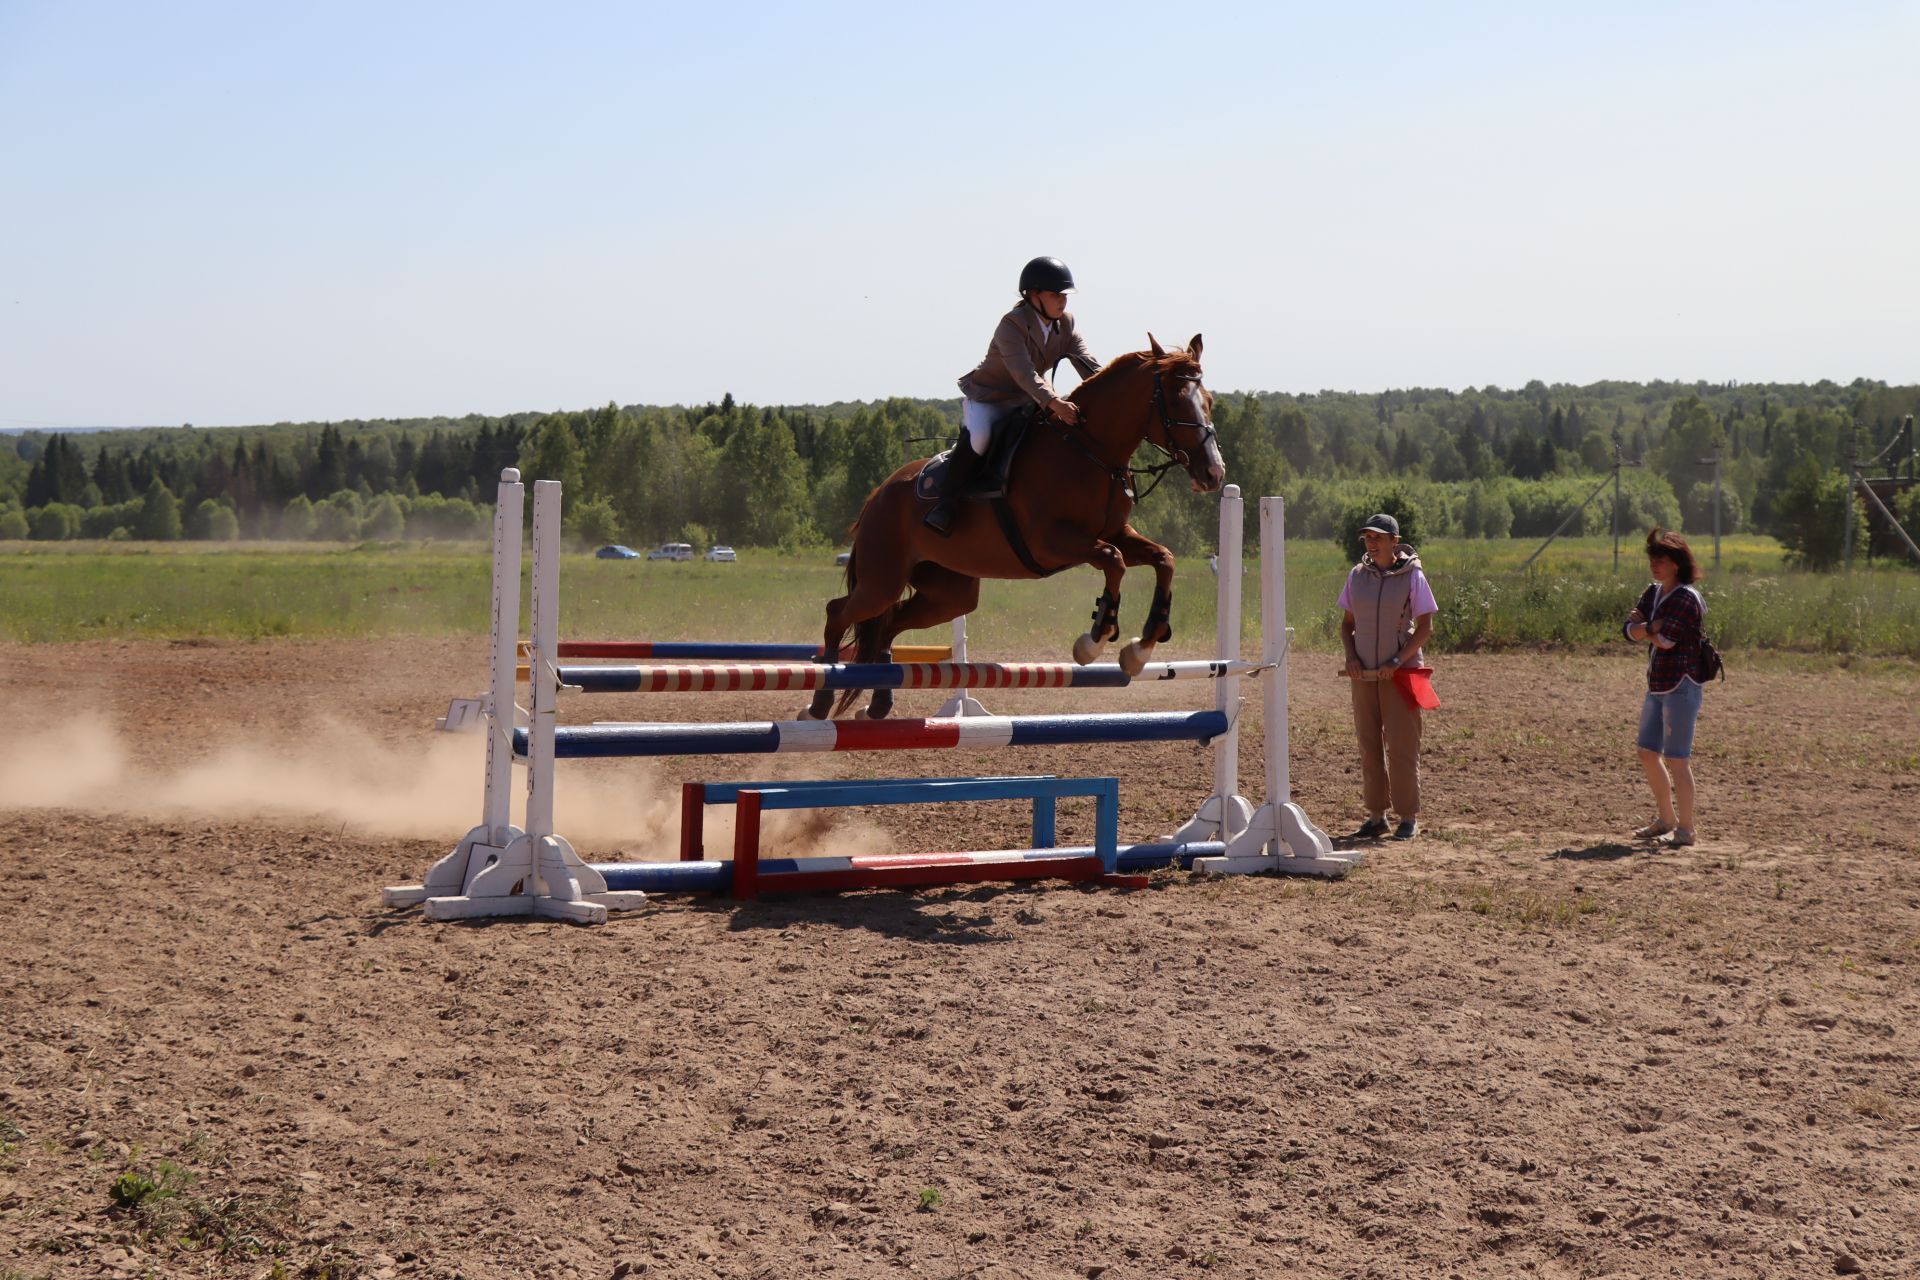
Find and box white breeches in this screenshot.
[962,398,1019,454]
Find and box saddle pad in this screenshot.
[915,407,1036,502]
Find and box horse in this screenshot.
[805,334,1226,721]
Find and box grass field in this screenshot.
[3,534,1918,658]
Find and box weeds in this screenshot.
[1850,1090,1903,1122]
[108,1160,307,1264]
[1464,885,1606,929]
[109,1160,193,1211]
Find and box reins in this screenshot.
[1056,362,1217,505]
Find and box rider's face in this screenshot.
[1030,290,1069,320]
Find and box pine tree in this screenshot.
[520,415,585,491]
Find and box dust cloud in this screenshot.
[0,709,886,861]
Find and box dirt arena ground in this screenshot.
[2,638,1918,1280]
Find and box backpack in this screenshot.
[1670,584,1725,683]
[1696,634,1726,682]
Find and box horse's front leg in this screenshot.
[1072,540,1127,665]
[1111,525,1176,677]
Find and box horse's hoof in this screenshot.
[1118,641,1152,677]
[1072,633,1105,665]
[797,706,824,721]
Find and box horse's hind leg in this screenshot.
[862,564,980,720]
[803,574,904,720]
[803,589,852,719]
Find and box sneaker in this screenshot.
[1633,819,1674,840]
[1347,817,1390,840]
[1661,827,1696,847]
[1390,820,1418,841]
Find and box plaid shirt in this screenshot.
[1625,583,1704,693]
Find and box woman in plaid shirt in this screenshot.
[1622,528,1707,847]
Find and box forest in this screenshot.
[4,377,1917,569]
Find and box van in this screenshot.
[647,542,694,561]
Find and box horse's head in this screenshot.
[1146,333,1226,493]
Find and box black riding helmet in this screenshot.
[1018,256,1076,294]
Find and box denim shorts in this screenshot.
[1636,679,1703,759]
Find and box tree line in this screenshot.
[3,377,1916,568]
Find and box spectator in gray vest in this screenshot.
[1338,514,1438,840]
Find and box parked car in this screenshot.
[834,550,852,566]
[703,545,737,562]
[646,542,694,561]
[595,544,640,560]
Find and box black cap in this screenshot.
[1018,256,1076,293]
[1361,513,1399,537]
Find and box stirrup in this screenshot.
[924,504,955,536]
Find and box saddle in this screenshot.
[914,403,1037,504]
[914,406,1075,578]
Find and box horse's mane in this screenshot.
[1069,346,1198,401]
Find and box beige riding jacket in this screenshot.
[956,303,1101,408]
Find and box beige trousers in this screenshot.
[1351,676,1423,819]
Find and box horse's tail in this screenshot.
[832,606,890,718]
[828,485,901,717]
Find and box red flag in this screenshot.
[1394,665,1441,710]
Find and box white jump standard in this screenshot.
[383,470,648,924]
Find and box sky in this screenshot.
[2,0,1916,428]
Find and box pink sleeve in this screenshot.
[1410,571,1438,618]
[1336,575,1352,612]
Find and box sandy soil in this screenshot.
[2,639,1918,1280]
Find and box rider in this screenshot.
[925,256,1102,535]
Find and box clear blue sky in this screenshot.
[2,1,1915,427]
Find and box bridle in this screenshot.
[1041,357,1219,508]
[1128,365,1218,502]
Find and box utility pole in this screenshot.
[1847,414,1920,569]
[1843,424,1857,572]
[1613,441,1624,573]
[1696,452,1722,568]
[1522,434,1639,575]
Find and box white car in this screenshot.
[646,542,694,561]
[703,545,736,562]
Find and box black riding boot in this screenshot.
[923,435,984,536]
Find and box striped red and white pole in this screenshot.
[552,659,1261,694]
[521,640,953,663]
[510,710,1231,758]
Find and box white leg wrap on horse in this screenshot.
[1073,633,1107,665]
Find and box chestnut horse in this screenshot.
[806,334,1225,720]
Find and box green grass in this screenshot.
[2,534,1918,657]
[0,540,492,642]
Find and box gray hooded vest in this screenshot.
[1346,546,1427,669]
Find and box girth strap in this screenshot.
[989,496,1070,578]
